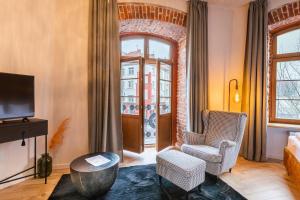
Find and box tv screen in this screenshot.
[0,72,34,120]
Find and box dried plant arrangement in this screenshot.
[49,118,70,155]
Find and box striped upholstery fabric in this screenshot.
[205,161,222,175]
[183,131,205,145]
[204,111,240,148]
[181,144,222,163]
[156,149,206,192]
[202,110,209,134]
[182,110,247,176]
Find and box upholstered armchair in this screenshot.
[181,110,247,176]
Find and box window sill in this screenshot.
[268,123,300,130]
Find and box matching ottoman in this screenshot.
[156,149,206,198]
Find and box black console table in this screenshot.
[0,118,48,184]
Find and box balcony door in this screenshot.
[121,35,174,153]
[157,61,172,151]
[121,57,144,153]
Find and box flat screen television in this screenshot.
[0,72,34,120]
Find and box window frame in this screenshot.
[270,25,300,124]
[121,34,174,65]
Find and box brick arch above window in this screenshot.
[120,19,186,42]
[118,3,187,27]
[118,3,187,42]
[268,1,300,30]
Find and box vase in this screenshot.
[37,153,52,178]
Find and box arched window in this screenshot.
[121,35,173,61]
[270,26,300,124]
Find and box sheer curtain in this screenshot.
[186,0,208,133]
[88,0,123,158]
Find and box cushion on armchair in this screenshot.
[181,144,222,163]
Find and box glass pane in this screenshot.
[277,29,300,54]
[149,39,170,60]
[121,97,139,115]
[160,98,171,114]
[144,64,157,145]
[121,61,139,79]
[160,63,171,80]
[276,81,300,99]
[121,38,144,57]
[160,80,171,97]
[276,100,300,120]
[121,79,139,97]
[144,64,157,103]
[276,61,300,80]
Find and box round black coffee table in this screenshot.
[70,152,120,198]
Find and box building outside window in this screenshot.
[128,67,134,75]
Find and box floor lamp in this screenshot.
[228,79,240,111]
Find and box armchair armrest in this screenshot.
[219,140,236,158]
[219,140,237,171]
[219,140,236,149]
[219,139,236,157]
[183,131,205,145]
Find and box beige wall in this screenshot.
[207,5,248,112]
[50,0,89,168]
[0,0,89,188]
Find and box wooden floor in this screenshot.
[0,148,299,200]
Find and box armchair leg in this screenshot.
[215,175,219,182]
[229,168,232,173]
[198,184,202,192]
[185,191,189,200]
[159,175,162,185]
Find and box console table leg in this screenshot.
[34,137,37,178]
[45,134,47,184]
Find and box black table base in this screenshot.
[0,119,48,185]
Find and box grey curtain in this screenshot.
[187,0,208,133]
[241,0,267,162]
[88,0,123,158]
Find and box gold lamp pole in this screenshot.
[228,79,240,111]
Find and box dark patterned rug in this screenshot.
[49,164,246,200]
